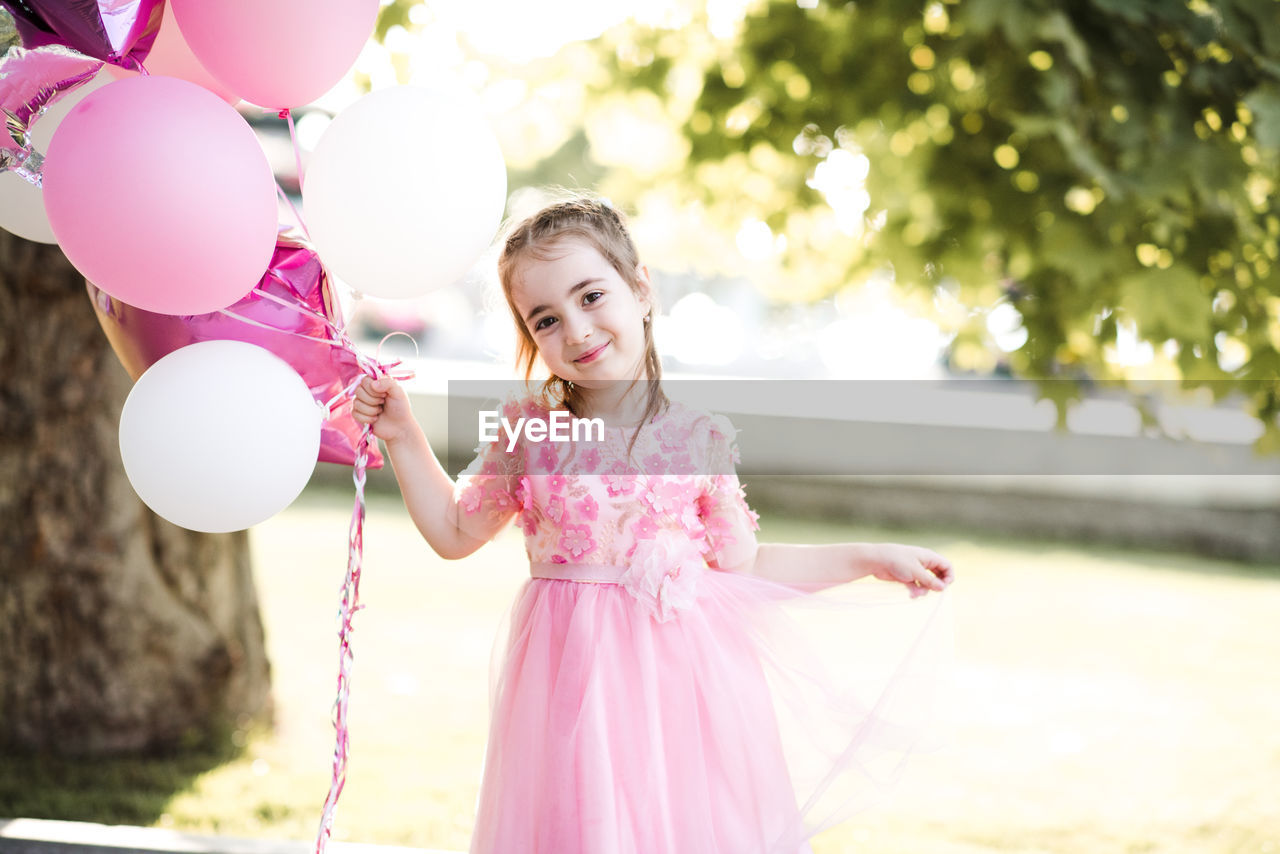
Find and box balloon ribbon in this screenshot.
[312,359,411,854]
[313,423,371,854]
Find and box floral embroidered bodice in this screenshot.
[450,396,760,620]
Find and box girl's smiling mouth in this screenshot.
[574,342,609,364]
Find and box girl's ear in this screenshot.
[635,263,654,313]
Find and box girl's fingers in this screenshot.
[352,399,384,420]
[354,380,387,406]
[912,574,942,591]
[877,545,953,594]
[912,562,947,591]
[919,549,953,586]
[932,559,954,585]
[355,375,404,406]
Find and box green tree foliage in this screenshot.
[587,0,1280,447]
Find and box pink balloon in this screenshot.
[169,0,379,109]
[42,75,277,316]
[136,2,240,104]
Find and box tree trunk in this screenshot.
[0,229,272,755]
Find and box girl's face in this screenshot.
[509,236,652,389]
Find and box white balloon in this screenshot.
[302,86,507,299]
[0,68,113,244]
[119,340,322,533]
[0,174,55,244]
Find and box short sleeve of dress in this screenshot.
[696,413,760,571]
[448,397,523,542]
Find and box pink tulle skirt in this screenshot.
[468,566,952,854]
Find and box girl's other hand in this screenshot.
[869,544,955,598]
[352,375,414,444]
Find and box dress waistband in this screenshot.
[531,562,627,584]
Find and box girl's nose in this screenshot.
[562,313,592,344]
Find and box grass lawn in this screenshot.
[5,483,1280,853]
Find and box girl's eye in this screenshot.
[583,290,604,305]
[533,316,557,332]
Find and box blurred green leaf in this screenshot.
[1243,85,1280,150]
[1038,11,1093,77]
[1119,266,1213,342]
[1040,222,1114,285]
[0,7,17,53]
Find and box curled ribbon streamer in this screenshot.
[313,353,414,853]
[212,307,339,347]
[282,108,305,193]
[276,182,309,238]
[376,329,421,361]
[270,107,310,237]
[320,357,411,420]
[313,423,370,854]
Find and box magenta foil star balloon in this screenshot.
[0,0,162,66]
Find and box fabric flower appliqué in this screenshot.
[632,515,658,541]
[458,482,483,514]
[667,453,696,475]
[536,443,558,473]
[656,420,686,454]
[546,495,566,524]
[558,524,596,559]
[514,477,539,535]
[620,530,706,623]
[733,486,761,531]
[603,472,637,497]
[642,480,693,516]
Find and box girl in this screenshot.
[353,197,954,854]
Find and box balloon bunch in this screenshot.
[1,0,508,527]
[3,2,508,849]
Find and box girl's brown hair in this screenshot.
[497,196,667,444]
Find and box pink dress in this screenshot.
[451,396,950,854]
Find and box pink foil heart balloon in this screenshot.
[89,229,385,470]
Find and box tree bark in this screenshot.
[0,229,271,755]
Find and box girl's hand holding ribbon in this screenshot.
[352,375,415,444]
[866,544,955,598]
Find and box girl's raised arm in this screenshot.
[695,411,953,595]
[747,541,953,596]
[352,376,495,560]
